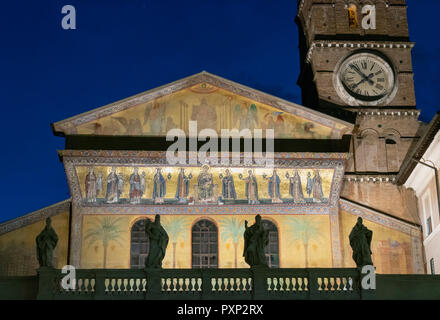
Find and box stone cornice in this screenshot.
[306,41,415,63]
[354,110,420,117]
[343,174,396,183]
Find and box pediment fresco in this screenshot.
[53,72,353,139]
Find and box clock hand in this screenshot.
[351,73,375,89]
[350,65,374,85]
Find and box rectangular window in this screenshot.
[427,217,433,236]
[430,258,435,275]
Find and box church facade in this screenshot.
[0,0,431,276]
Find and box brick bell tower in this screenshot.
[295,0,423,175]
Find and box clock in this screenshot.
[335,52,396,106]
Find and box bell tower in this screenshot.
[295,0,422,174]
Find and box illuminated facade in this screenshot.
[0,0,433,276]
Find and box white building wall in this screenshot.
[405,130,440,274]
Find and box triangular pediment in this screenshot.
[52,71,353,139]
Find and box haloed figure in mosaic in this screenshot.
[239,170,259,205]
[129,167,145,204]
[306,172,313,198]
[264,169,282,203]
[145,215,169,269]
[85,166,102,203]
[243,215,268,267]
[312,170,324,203]
[286,170,305,203]
[220,169,236,200]
[196,164,216,202]
[175,168,192,203]
[106,167,123,203]
[153,168,167,204]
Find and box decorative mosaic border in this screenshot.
[76,203,333,215]
[0,199,71,235]
[62,153,345,208]
[339,199,424,274]
[59,150,350,160]
[52,72,353,137]
[339,199,421,237]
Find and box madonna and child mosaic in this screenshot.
[78,165,334,205]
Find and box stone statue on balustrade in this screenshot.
[243,215,269,268]
[349,217,374,268]
[145,215,169,269]
[36,217,59,268]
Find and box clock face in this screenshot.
[337,52,395,104]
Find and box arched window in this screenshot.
[362,132,379,172]
[385,136,399,172]
[262,220,280,268]
[192,220,218,268]
[130,219,151,269]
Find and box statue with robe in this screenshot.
[239,170,259,204]
[36,218,58,268]
[243,215,268,267]
[264,169,282,203]
[286,170,305,203]
[220,169,236,200]
[312,170,324,203]
[175,168,192,202]
[349,217,374,268]
[145,215,169,269]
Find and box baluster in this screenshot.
[280,277,285,291]
[323,277,329,291]
[184,278,190,292]
[80,278,86,293]
[329,277,335,291]
[84,278,90,292]
[230,278,235,291]
[120,278,126,293]
[285,277,291,291]
[292,277,298,291]
[217,278,223,291]
[91,278,96,292]
[238,278,243,292]
[335,277,341,291]
[242,278,248,291]
[178,278,183,292]
[267,277,272,291]
[274,277,279,291]
[197,278,202,291]
[142,278,147,292]
[211,278,217,292]
[88,278,94,292]
[317,277,322,291]
[190,278,196,292]
[115,278,121,293]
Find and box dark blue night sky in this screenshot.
[0,0,438,222]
